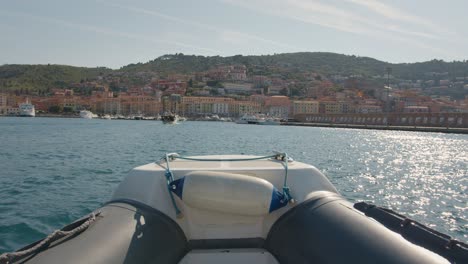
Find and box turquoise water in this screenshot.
[0,117,466,252]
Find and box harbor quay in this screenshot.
[289,112,468,133]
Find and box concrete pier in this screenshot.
[288,113,468,134]
[282,122,468,134]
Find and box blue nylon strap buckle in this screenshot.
[169,177,185,199]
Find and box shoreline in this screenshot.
[2,115,468,134]
[36,114,81,118]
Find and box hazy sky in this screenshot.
[1,0,467,68]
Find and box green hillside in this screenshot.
[121,52,389,77]
[0,64,111,92]
[1,52,468,93]
[123,52,468,79]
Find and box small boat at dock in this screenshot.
[259,117,282,125]
[236,114,265,124]
[161,112,179,124]
[79,110,96,119]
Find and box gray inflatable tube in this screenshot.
[9,201,188,264]
[7,193,463,263]
[266,192,450,264]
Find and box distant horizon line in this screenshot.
[1,51,467,70]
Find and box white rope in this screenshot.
[0,211,100,264]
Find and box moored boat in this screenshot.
[1,153,466,264]
[18,99,35,117]
[79,110,96,119]
[259,117,282,126]
[161,112,179,124]
[133,115,143,120]
[236,114,265,124]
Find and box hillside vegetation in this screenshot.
[1,52,468,92]
[0,64,111,92]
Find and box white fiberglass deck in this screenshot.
[112,155,338,241]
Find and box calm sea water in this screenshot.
[0,117,466,252]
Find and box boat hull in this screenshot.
[18,114,35,117]
[79,111,96,119]
[10,201,187,264]
[19,104,35,117]
[10,193,454,264]
[5,155,464,264]
[266,192,450,264]
[161,115,179,124]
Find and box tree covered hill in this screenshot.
[1,52,468,92]
[121,52,389,77]
[0,64,111,92]
[123,52,468,79]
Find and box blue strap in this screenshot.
[280,153,294,204]
[164,154,183,218]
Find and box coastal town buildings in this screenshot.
[0,93,7,115]
[292,100,319,115]
[264,96,290,117]
[180,96,234,116]
[229,100,262,116]
[1,61,467,130]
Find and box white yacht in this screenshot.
[236,114,265,124]
[259,118,282,126]
[79,110,96,119]
[19,100,35,117]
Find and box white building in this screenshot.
[267,105,289,118]
[403,106,429,113]
[357,105,382,113]
[224,83,252,94]
[6,107,20,115]
[213,103,230,115]
[292,100,319,115]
